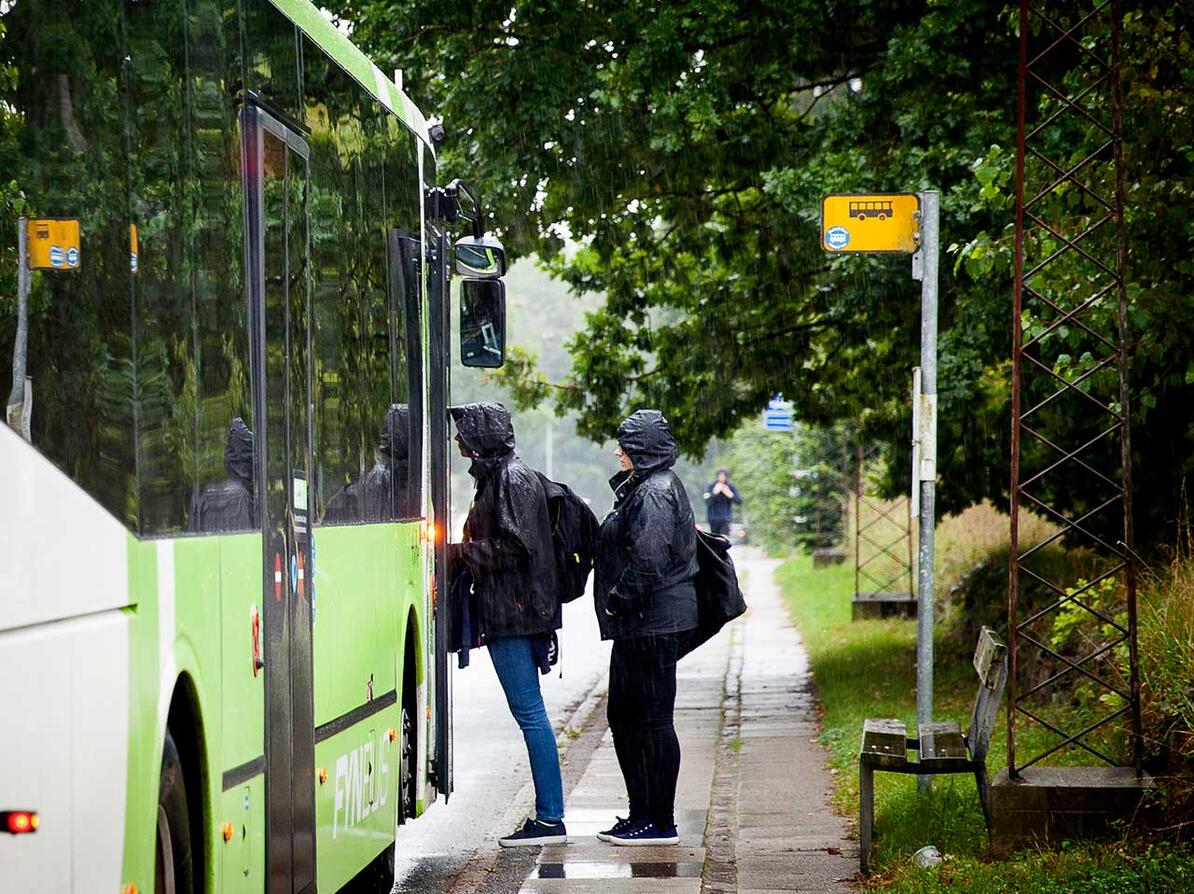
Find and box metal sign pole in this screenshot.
[7,218,31,439]
[913,191,939,791]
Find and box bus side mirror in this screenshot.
[460,279,506,368]
[454,234,506,279]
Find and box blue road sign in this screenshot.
[824,226,850,250]
[763,397,793,431]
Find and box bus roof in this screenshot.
[269,0,434,153]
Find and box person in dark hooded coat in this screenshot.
[593,409,698,847]
[192,417,256,532]
[703,467,742,536]
[323,404,416,524]
[359,403,416,521]
[448,402,567,847]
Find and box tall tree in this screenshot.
[332,1,1194,548]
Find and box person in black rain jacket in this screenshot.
[448,402,567,847]
[324,404,416,524]
[703,467,742,536]
[192,417,256,532]
[593,409,698,847]
[359,403,416,521]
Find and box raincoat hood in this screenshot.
[450,402,516,458]
[379,403,411,466]
[225,417,255,486]
[616,409,678,475]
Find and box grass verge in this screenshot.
[778,554,1194,891]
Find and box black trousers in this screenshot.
[607,632,685,828]
[710,519,730,536]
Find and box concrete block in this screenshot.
[990,766,1152,855]
[812,547,848,567]
[851,591,917,620]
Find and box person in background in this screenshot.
[594,409,698,846]
[703,467,742,536]
[448,402,567,847]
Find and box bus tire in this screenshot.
[398,702,416,823]
[155,731,195,894]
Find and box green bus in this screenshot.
[0,1,507,891]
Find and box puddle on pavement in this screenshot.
[533,861,704,880]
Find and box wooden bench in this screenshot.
[858,627,1008,873]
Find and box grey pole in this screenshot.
[914,191,939,791]
[7,218,30,437]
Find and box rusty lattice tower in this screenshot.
[1009,0,1141,776]
[854,443,915,612]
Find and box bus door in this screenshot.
[426,222,453,798]
[242,104,317,894]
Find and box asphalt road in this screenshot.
[392,594,609,892]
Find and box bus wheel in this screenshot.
[155,731,195,894]
[399,703,416,822]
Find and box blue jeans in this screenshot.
[487,635,565,822]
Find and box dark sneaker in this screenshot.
[596,815,635,842]
[498,818,568,847]
[607,819,679,846]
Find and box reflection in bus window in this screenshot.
[305,39,422,525]
[191,418,257,533]
[0,0,137,524]
[323,404,415,524]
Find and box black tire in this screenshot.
[398,703,416,824]
[155,731,195,894]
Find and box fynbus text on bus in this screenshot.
[0,2,507,892]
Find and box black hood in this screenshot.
[450,402,516,458]
[379,403,411,466]
[225,417,255,486]
[616,409,678,475]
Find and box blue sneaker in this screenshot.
[597,815,636,842]
[498,817,568,847]
[607,818,679,846]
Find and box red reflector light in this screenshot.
[2,810,39,834]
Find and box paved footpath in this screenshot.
[445,551,857,894]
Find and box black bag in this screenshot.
[680,529,746,658]
[536,472,600,603]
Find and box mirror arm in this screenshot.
[446,178,485,239]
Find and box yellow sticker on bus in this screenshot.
[821,193,921,253]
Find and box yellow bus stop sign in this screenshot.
[821,194,921,253]
[26,218,81,270]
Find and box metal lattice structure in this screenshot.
[854,444,915,600]
[1009,0,1141,776]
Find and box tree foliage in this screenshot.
[332,1,1194,548]
[720,423,853,554]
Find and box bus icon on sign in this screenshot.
[849,200,894,221]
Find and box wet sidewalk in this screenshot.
[493,552,857,894]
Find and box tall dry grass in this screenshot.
[1139,553,1194,767]
[934,500,1060,593]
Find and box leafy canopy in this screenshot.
[332,1,1194,546]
